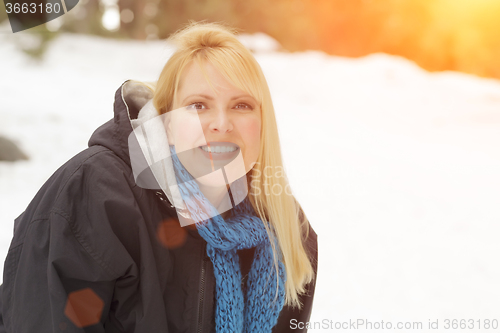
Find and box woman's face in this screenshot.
[166,60,261,187]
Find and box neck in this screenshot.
[197,181,231,219]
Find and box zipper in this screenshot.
[197,245,209,333]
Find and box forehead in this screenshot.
[177,60,235,96]
[175,59,262,106]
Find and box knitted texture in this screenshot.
[169,145,286,333]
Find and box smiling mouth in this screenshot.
[198,142,240,162]
[199,143,239,154]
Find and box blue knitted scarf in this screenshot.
[169,145,286,332]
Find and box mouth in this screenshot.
[198,142,240,161]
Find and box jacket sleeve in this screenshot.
[2,212,116,333]
[273,221,319,332]
[1,150,147,332]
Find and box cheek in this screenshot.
[239,118,261,153]
[171,115,206,150]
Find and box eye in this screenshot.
[234,103,253,110]
[186,102,206,110]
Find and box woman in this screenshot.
[0,22,317,332]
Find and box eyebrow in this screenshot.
[182,94,257,104]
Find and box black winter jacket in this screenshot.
[0,81,318,333]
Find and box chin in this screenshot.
[194,171,228,188]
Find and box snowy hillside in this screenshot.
[1,32,499,331]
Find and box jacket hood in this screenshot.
[88,80,194,224]
[88,80,153,164]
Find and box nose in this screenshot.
[208,108,233,134]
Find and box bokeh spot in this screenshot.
[64,288,104,328]
[157,218,187,249]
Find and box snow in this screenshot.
[1,32,499,331]
[237,32,282,52]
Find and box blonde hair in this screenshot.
[151,21,314,308]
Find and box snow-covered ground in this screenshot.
[1,32,499,332]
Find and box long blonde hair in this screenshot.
[150,21,314,308]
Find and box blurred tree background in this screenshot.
[1,0,500,78]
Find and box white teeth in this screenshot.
[201,145,237,153]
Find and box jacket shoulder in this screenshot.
[11,145,140,247]
[0,146,160,331]
[297,204,318,264]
